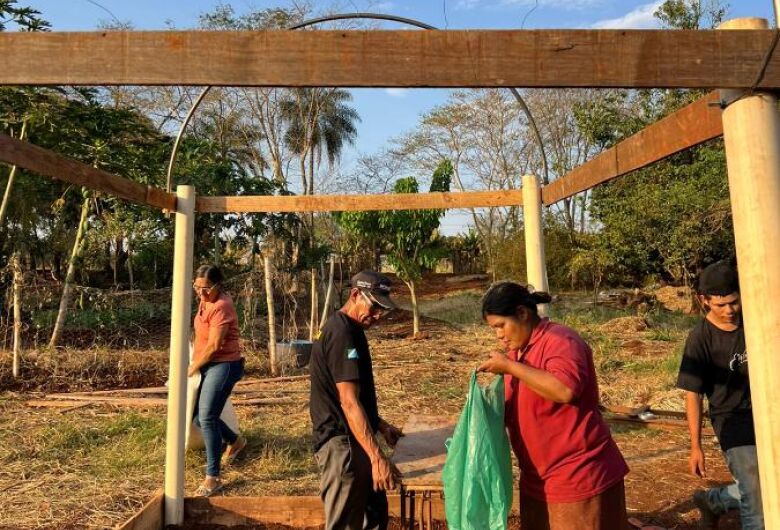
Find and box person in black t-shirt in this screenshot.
[676,261,763,530]
[310,270,404,530]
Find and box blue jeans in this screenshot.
[703,444,763,530]
[193,359,244,477]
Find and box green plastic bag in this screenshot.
[442,372,513,530]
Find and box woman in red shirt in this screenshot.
[190,265,246,497]
[478,282,628,530]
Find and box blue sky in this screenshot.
[22,0,777,234]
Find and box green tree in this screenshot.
[568,0,734,287]
[0,0,49,31]
[337,161,452,336]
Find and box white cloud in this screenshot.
[458,0,604,10]
[591,1,664,29]
[372,1,396,11]
[385,88,407,98]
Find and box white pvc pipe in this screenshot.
[164,185,195,526]
[522,174,550,317]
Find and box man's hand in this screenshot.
[478,352,512,375]
[371,455,400,491]
[689,446,707,478]
[187,364,199,378]
[378,420,404,447]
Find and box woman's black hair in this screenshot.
[195,265,224,286]
[481,281,552,319]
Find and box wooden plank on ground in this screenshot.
[116,490,163,530]
[197,190,524,213]
[183,493,518,525]
[185,496,325,527]
[0,134,177,211]
[542,91,724,205]
[2,30,780,89]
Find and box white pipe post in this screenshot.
[522,174,550,316]
[774,0,780,27]
[720,16,780,529]
[164,185,195,526]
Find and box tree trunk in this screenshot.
[12,252,22,378]
[126,239,134,290]
[264,253,278,376]
[49,193,90,348]
[407,279,420,337]
[0,120,28,227]
[319,256,336,329]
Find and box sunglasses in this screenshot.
[360,290,390,316]
[193,283,217,295]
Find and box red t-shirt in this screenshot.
[194,292,242,363]
[504,318,628,503]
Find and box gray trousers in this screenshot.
[315,435,389,530]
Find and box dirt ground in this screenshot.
[0,278,744,530]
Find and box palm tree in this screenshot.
[280,88,359,339]
[280,88,360,198]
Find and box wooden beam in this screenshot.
[0,134,176,211]
[542,91,723,205]
[182,494,521,526]
[2,30,780,88]
[197,190,524,213]
[117,490,163,530]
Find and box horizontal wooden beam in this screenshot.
[0,134,177,211]
[542,91,724,205]
[2,29,780,88]
[197,190,524,213]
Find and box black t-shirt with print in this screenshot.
[309,311,379,451]
[676,319,754,451]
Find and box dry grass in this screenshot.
[0,289,734,529]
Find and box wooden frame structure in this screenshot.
[1,17,779,529]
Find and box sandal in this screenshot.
[194,480,223,497]
[224,436,247,466]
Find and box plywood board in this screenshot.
[393,415,457,489]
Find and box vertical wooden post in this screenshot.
[11,252,22,378]
[720,16,780,528]
[309,267,317,341]
[264,253,278,376]
[522,174,549,316]
[164,185,195,527]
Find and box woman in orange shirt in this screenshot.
[189,265,246,497]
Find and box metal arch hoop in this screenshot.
[164,12,550,194]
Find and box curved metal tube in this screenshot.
[288,12,436,30]
[164,11,549,192]
[165,86,211,194]
[510,87,550,185]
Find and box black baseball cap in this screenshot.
[351,270,395,310]
[696,261,739,296]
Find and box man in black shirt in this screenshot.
[310,270,404,530]
[676,261,763,530]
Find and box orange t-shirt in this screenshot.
[194,292,242,363]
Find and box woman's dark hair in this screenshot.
[195,265,224,286]
[481,281,552,319]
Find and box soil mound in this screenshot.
[654,286,697,313]
[598,316,651,334]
